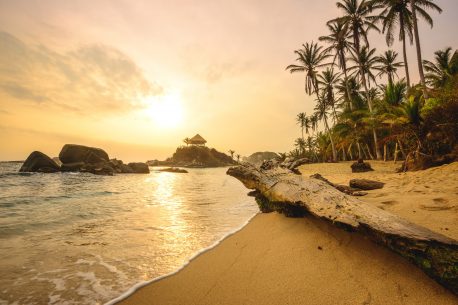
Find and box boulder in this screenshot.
[127,162,150,174]
[19,151,60,173]
[350,159,374,173]
[349,179,385,190]
[59,144,109,164]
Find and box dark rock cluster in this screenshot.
[19,144,150,176]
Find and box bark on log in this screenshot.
[349,179,385,190]
[227,163,458,294]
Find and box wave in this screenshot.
[104,212,259,305]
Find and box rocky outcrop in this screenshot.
[127,162,150,174]
[165,146,236,168]
[19,151,60,173]
[59,144,109,164]
[20,145,150,176]
[350,159,374,173]
[244,152,279,165]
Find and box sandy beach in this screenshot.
[116,161,458,305]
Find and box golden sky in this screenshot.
[0,0,457,161]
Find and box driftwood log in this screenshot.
[227,163,458,294]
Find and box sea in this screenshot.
[0,162,258,305]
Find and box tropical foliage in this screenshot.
[284,0,457,165]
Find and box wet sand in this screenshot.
[115,162,458,305]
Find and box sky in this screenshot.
[0,0,457,161]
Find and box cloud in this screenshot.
[0,32,162,114]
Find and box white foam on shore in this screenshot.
[104,212,259,305]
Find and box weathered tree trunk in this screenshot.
[227,163,458,294]
[394,142,399,164]
[383,144,387,162]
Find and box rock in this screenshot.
[119,164,134,173]
[59,144,109,164]
[351,159,374,173]
[61,162,85,172]
[80,163,114,176]
[349,179,385,190]
[158,167,188,173]
[19,151,60,173]
[127,162,150,174]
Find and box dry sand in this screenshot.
[116,162,458,305]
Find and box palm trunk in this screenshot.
[400,16,411,90]
[341,56,353,111]
[360,72,382,160]
[365,143,375,160]
[410,0,428,98]
[323,114,337,162]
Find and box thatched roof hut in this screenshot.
[189,134,207,146]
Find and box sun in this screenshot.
[144,92,184,128]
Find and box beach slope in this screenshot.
[116,212,456,305]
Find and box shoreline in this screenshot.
[104,212,260,305]
[109,161,457,305]
[113,212,457,305]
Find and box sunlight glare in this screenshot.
[144,92,184,128]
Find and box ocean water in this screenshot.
[0,162,257,305]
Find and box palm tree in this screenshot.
[319,21,354,109]
[330,0,383,53]
[375,50,404,85]
[294,137,307,155]
[349,46,383,159]
[409,0,442,97]
[423,47,458,88]
[183,137,190,146]
[286,42,331,95]
[236,154,241,163]
[377,0,414,89]
[317,68,342,122]
[228,150,235,160]
[296,112,309,140]
[314,90,338,161]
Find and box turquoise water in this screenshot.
[0,162,257,305]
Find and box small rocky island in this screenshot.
[20,144,149,176]
[147,134,236,168]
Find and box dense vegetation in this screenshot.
[286,0,457,168]
[170,145,236,167]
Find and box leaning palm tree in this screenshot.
[183,137,190,146]
[409,0,442,97]
[376,0,414,89]
[375,50,404,85]
[423,47,458,88]
[314,90,338,161]
[319,21,354,109]
[348,46,383,159]
[286,42,331,96]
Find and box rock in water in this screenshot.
[19,151,60,173]
[59,144,109,164]
[349,179,385,190]
[350,159,374,173]
[127,162,150,174]
[158,167,188,173]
